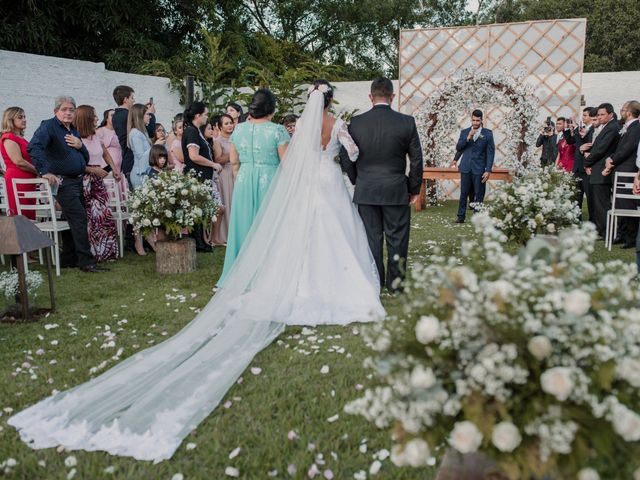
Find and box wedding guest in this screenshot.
[200,119,225,245]
[602,100,640,248]
[217,89,289,285]
[226,102,244,125]
[112,86,157,188]
[182,101,222,252]
[536,117,557,167]
[210,115,221,140]
[153,123,167,145]
[127,103,154,189]
[164,113,182,150]
[213,113,235,244]
[28,96,104,272]
[96,108,126,197]
[76,105,120,262]
[554,117,576,172]
[1,107,37,219]
[282,114,298,136]
[169,118,184,172]
[566,107,597,221]
[584,103,620,237]
[146,144,169,178]
[454,109,495,223]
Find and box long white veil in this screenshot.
[9,91,345,462]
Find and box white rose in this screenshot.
[165,210,173,218]
[546,223,556,233]
[528,335,552,360]
[152,218,161,227]
[410,365,436,390]
[577,468,600,480]
[491,421,522,452]
[611,403,640,442]
[415,315,439,344]
[142,219,151,227]
[615,358,640,387]
[540,367,573,401]
[564,289,591,316]
[449,421,483,454]
[390,444,407,467]
[169,197,176,204]
[181,189,189,196]
[403,438,430,467]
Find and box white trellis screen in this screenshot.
[399,19,587,198]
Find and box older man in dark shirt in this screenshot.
[28,96,105,273]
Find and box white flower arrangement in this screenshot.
[479,166,581,244]
[128,171,219,238]
[345,214,640,479]
[0,269,43,299]
[414,68,540,176]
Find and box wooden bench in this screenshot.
[415,167,513,211]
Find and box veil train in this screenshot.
[9,90,382,462]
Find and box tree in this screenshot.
[0,0,210,72]
[482,0,640,72]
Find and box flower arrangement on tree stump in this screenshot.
[128,171,219,239]
[345,214,640,480]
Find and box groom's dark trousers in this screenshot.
[341,103,423,292]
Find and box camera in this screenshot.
[543,117,553,134]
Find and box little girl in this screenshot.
[147,144,168,178]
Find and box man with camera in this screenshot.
[536,117,571,168]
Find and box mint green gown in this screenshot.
[217,121,289,285]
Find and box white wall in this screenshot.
[0,50,183,138]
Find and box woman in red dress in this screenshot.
[1,107,37,219]
[555,128,576,172]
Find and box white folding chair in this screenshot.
[103,176,130,257]
[605,171,640,251]
[0,177,8,265]
[13,178,70,276]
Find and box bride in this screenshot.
[9,80,385,462]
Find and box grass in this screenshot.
[0,202,634,479]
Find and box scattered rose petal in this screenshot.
[67,468,77,479]
[224,401,233,409]
[369,461,382,475]
[229,447,241,459]
[64,456,77,468]
[225,466,239,477]
[353,471,366,480]
[327,414,339,423]
[287,464,297,476]
[308,464,319,478]
[250,367,262,375]
[320,365,329,374]
[171,474,184,480]
[287,430,298,440]
[186,443,197,451]
[324,469,334,479]
[104,466,115,474]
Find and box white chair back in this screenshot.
[0,176,9,215]
[12,178,59,222]
[611,171,640,208]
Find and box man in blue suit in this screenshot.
[454,109,495,223]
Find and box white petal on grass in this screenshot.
[250,367,262,375]
[186,443,197,451]
[225,467,239,477]
[171,474,184,480]
[320,365,329,374]
[64,455,77,468]
[229,447,241,459]
[327,414,339,423]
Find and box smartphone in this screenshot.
[102,165,112,173]
[149,97,153,105]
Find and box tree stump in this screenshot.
[155,238,197,274]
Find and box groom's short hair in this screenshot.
[371,77,394,99]
[472,109,483,119]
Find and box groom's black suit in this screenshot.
[341,104,423,291]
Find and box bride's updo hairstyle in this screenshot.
[308,79,334,109]
[248,89,277,119]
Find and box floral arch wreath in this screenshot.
[414,69,540,172]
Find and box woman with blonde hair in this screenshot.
[1,107,37,219]
[76,105,121,262]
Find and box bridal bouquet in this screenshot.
[481,166,580,244]
[128,171,220,238]
[345,214,640,479]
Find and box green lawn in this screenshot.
[0,202,634,479]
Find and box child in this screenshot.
[147,144,168,178]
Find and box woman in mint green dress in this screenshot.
[217,89,289,285]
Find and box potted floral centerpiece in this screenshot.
[346,214,640,479]
[481,166,580,244]
[128,171,219,274]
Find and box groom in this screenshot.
[341,77,423,292]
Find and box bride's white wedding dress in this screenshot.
[9,91,384,462]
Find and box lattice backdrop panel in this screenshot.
[399,19,586,199]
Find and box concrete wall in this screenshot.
[0,50,182,138]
